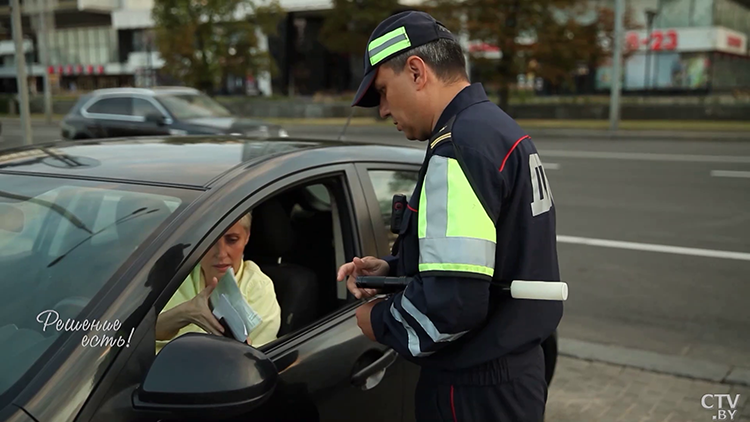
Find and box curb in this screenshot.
[558,338,750,387]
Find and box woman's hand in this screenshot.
[183,277,225,336]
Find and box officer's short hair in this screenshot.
[383,38,468,84]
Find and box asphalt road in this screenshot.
[2,119,749,369]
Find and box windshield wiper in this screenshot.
[0,190,93,235]
[40,148,83,168]
[47,207,160,268]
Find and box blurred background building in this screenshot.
[0,0,746,97]
[597,0,750,95]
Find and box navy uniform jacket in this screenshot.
[369,83,563,371]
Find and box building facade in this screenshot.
[0,0,134,94]
[0,0,271,95]
[0,0,746,96]
[595,0,750,94]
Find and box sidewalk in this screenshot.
[547,356,750,422]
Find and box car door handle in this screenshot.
[351,349,398,390]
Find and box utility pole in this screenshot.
[37,0,52,124]
[146,31,153,87]
[644,9,657,93]
[608,0,625,131]
[460,12,471,80]
[11,0,33,145]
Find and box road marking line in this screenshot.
[544,163,560,170]
[710,170,750,179]
[541,150,750,164]
[557,235,750,261]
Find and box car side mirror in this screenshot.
[132,333,278,420]
[0,203,24,233]
[144,113,166,126]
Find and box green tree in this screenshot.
[530,5,641,92]
[422,0,640,111]
[318,0,402,90]
[152,0,285,93]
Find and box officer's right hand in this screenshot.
[336,256,389,299]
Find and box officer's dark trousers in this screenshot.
[414,345,548,422]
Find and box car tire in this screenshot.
[541,331,558,386]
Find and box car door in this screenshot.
[354,162,423,422]
[81,96,143,138]
[240,164,406,422]
[130,97,173,137]
[66,164,407,422]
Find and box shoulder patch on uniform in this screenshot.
[430,132,451,150]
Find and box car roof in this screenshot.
[87,86,201,97]
[0,136,424,189]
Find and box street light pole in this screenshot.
[644,10,657,93]
[460,11,471,80]
[11,0,33,145]
[608,0,625,131]
[37,0,52,124]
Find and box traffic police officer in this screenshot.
[336,10,563,422]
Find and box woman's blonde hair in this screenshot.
[238,211,252,232]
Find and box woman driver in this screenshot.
[155,211,281,353]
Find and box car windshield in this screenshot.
[158,93,233,120]
[0,174,189,397]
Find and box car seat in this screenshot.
[245,198,319,337]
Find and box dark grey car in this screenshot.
[0,136,557,422]
[60,87,288,140]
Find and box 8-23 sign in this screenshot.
[626,29,678,51]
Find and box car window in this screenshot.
[156,175,358,353]
[132,98,162,118]
[367,170,419,250]
[0,174,190,397]
[157,93,233,120]
[86,97,132,115]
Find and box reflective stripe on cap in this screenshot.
[369,26,412,66]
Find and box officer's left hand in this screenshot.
[356,299,384,342]
[337,256,388,299]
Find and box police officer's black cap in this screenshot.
[351,11,458,108]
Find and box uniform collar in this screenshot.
[431,83,489,138]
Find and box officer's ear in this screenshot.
[406,56,427,88]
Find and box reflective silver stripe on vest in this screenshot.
[390,305,435,357]
[422,154,448,238]
[401,295,468,344]
[419,237,496,269]
[419,155,496,270]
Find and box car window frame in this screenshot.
[80,94,173,125]
[71,162,379,422]
[354,162,421,258]
[167,163,376,346]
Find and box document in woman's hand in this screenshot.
[210,267,263,342]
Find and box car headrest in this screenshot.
[246,198,295,259]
